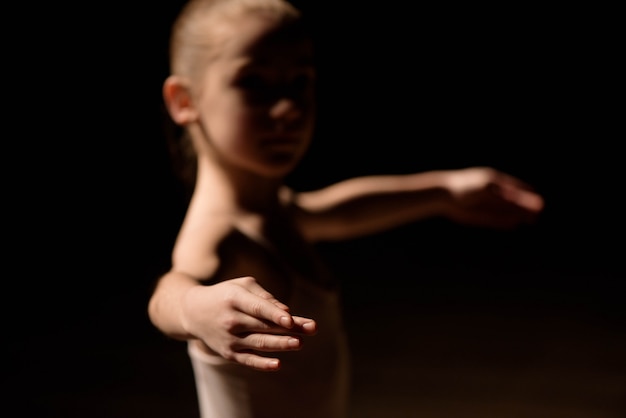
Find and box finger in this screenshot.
[496,183,545,213]
[231,352,282,372]
[235,333,303,353]
[292,316,317,335]
[231,287,294,329]
[228,313,298,334]
[516,190,545,213]
[238,276,291,312]
[268,298,290,312]
[229,314,317,336]
[492,171,537,192]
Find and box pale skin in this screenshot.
[148,11,544,372]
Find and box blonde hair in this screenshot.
[169,0,301,82]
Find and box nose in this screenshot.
[269,98,302,122]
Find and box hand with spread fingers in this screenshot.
[443,167,545,230]
[181,276,317,371]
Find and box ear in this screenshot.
[162,75,199,125]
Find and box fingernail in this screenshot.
[280,316,292,328]
[288,338,300,348]
[268,359,280,369]
[302,321,315,332]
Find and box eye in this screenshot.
[235,74,269,91]
[290,70,316,91]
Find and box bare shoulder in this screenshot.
[171,207,292,297]
[171,211,238,281]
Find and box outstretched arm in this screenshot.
[148,206,317,372]
[293,166,544,242]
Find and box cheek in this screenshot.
[205,96,251,136]
[233,105,264,129]
[221,94,266,128]
[214,108,265,156]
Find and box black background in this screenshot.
[5,2,624,417]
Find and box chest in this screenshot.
[214,218,334,300]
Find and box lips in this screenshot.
[261,136,302,149]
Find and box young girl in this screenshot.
[148,0,544,416]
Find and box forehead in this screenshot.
[215,13,314,69]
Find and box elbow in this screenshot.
[147,295,161,329]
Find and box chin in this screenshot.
[260,152,304,178]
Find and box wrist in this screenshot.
[180,284,203,339]
[420,170,457,219]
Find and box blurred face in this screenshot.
[194,12,316,178]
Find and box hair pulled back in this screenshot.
[169,0,301,83]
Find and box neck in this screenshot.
[192,154,285,216]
